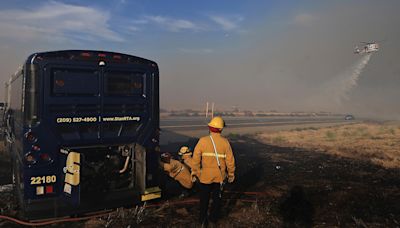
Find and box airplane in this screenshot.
[354,41,379,54]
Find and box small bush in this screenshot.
[325,131,336,141]
[272,136,286,144]
[357,126,367,133]
[370,135,383,140]
[342,131,352,137]
[361,132,372,138]
[378,126,387,134]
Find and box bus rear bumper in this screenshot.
[22,188,141,220]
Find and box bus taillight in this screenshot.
[25,131,37,143]
[40,153,51,162]
[46,185,54,194]
[25,152,37,164]
[36,185,54,195]
[32,145,41,152]
[36,186,44,195]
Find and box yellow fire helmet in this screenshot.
[178,146,192,156]
[208,116,225,129]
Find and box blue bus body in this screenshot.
[4,50,161,219]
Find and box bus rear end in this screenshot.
[14,50,160,219]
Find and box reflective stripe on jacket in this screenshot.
[192,132,235,184]
[162,159,193,189]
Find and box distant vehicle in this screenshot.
[345,115,355,120]
[4,50,161,219]
[354,41,379,54]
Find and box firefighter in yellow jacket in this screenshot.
[191,116,235,225]
[178,146,194,170]
[160,152,193,189]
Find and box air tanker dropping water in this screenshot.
[330,53,373,104]
[341,54,372,100]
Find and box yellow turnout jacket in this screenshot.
[192,132,235,184]
[162,159,193,189]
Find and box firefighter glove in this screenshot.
[191,172,197,182]
[228,175,235,183]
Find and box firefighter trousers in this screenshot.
[199,182,221,223]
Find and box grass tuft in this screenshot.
[272,136,286,144]
[325,131,336,141]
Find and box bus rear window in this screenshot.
[105,71,144,96]
[52,69,99,96]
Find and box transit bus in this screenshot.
[4,50,161,219]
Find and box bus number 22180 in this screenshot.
[30,175,57,185]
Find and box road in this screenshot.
[160,116,354,145]
[161,116,347,130]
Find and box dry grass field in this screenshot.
[257,122,400,169]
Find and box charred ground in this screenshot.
[0,128,399,227]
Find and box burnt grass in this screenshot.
[152,134,400,227]
[227,135,400,227]
[1,135,400,227]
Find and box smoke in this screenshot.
[325,53,373,105]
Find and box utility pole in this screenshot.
[205,102,209,118]
[211,102,215,119]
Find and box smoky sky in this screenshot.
[159,1,400,119]
[0,1,399,119]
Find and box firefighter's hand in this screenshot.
[191,173,197,182]
[228,175,235,183]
